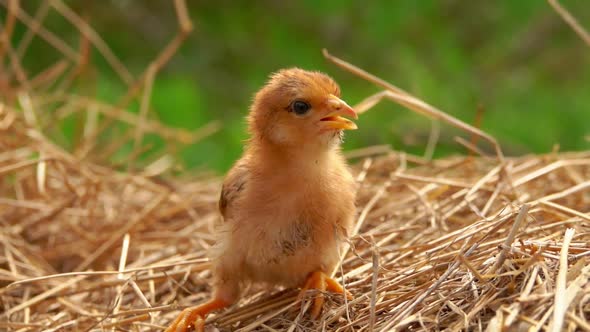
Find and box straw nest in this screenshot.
[1,1,589,331]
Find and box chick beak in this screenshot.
[319,95,358,131]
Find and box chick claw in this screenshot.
[297,271,353,319]
[165,298,227,332]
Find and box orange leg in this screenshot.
[165,298,228,332]
[297,271,353,319]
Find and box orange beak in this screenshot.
[319,94,358,131]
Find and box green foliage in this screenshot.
[8,1,590,172]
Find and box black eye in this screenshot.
[291,100,311,115]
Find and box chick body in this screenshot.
[212,144,356,303]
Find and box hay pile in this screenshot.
[1,1,589,331]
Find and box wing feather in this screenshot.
[219,160,249,220]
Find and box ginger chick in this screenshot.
[166,68,358,332]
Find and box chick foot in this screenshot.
[297,271,353,318]
[165,298,228,332]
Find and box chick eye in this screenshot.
[291,100,311,116]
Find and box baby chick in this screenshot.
[166,68,358,332]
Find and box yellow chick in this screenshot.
[166,68,358,332]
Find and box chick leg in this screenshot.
[165,298,229,332]
[297,271,352,318]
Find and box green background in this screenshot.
[8,1,590,172]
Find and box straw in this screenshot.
[1,1,589,331]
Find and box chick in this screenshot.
[166,68,358,332]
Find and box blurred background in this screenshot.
[5,0,590,172]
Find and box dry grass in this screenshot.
[1,1,590,331]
